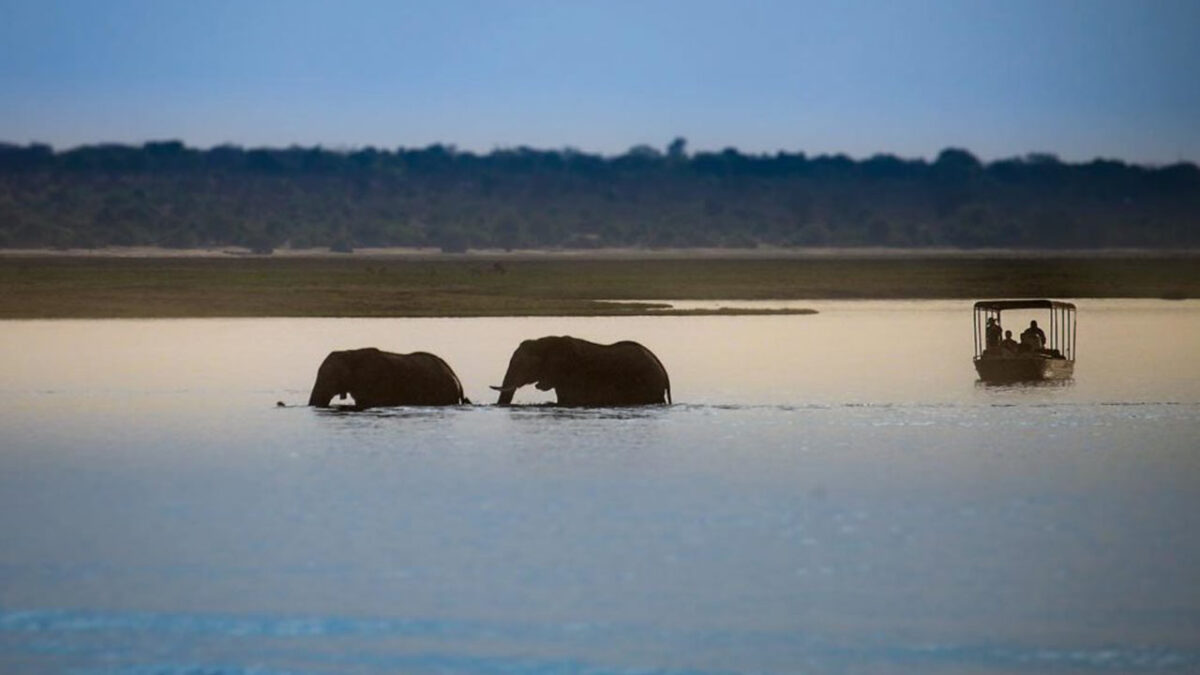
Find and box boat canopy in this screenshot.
[973,299,1076,312]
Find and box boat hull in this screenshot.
[973,356,1074,384]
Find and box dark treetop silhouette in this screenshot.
[2,140,1197,252]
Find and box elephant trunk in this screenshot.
[494,364,523,406]
[308,383,339,407]
[495,374,517,406]
[308,358,346,407]
[494,345,541,406]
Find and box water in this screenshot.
[1,300,1198,674]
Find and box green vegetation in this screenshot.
[0,254,1195,318]
[1,140,1197,251]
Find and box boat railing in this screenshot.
[973,300,1076,361]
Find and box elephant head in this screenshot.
[491,337,575,405]
[308,350,359,407]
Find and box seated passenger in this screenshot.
[1020,320,1046,351]
[1000,330,1019,354]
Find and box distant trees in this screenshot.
[0,140,1196,251]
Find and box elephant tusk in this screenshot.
[490,385,515,392]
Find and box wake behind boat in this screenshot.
[973,299,1076,383]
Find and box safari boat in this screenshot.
[972,299,1076,383]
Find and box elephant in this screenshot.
[308,348,469,408]
[491,336,671,406]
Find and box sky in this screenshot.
[2,0,1198,164]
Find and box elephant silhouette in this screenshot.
[308,348,468,408]
[492,336,670,406]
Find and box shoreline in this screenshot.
[2,253,1196,318]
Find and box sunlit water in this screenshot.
[1,300,1198,674]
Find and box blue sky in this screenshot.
[2,0,1198,163]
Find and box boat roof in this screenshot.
[974,299,1076,311]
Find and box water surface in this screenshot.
[1,300,1198,673]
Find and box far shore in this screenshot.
[1,251,1196,318]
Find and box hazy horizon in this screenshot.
[6,138,1200,169]
[2,0,1199,165]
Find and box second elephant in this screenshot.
[492,336,671,406]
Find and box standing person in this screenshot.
[985,317,1002,350]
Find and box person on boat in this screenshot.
[1001,330,1019,354]
[985,317,1002,350]
[1020,320,1046,351]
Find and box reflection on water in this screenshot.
[975,377,1076,391]
[1,301,1199,673]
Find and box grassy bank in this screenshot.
[0,253,1196,318]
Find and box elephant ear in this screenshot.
[564,337,581,358]
[560,337,583,373]
[528,343,552,390]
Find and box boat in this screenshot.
[972,299,1076,383]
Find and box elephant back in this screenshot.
[594,340,671,405]
[615,341,671,404]
[406,351,468,404]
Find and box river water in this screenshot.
[1,300,1198,674]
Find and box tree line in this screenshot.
[1,139,1196,252]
